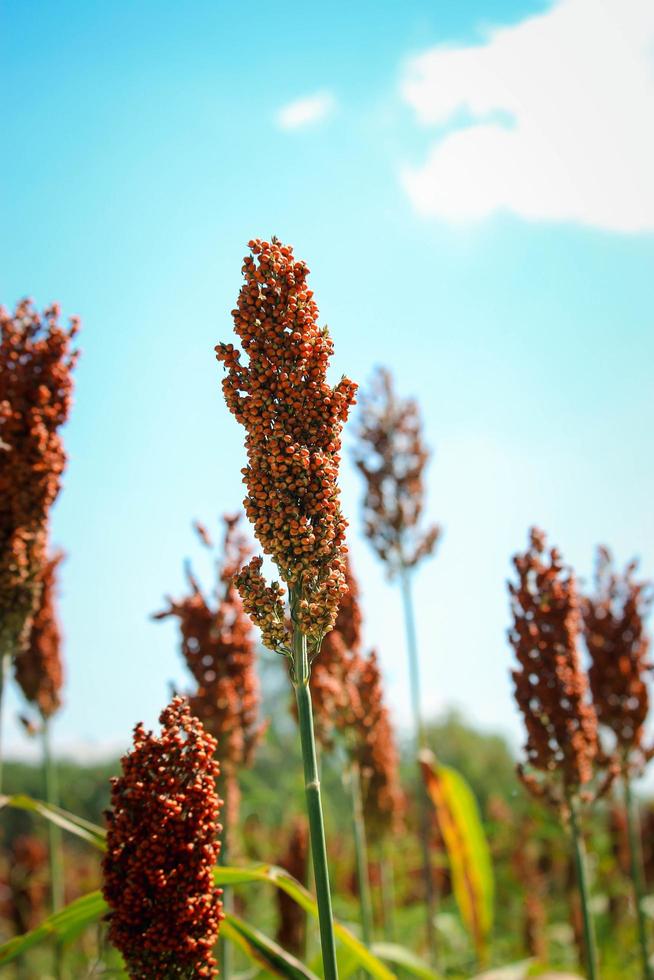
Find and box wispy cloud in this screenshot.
[400,0,654,232]
[275,91,336,130]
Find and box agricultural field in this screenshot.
[2,2,653,979]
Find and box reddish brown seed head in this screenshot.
[353,367,440,578]
[154,514,263,774]
[102,697,223,979]
[14,550,65,719]
[0,301,79,659]
[508,528,599,807]
[216,239,357,650]
[582,546,654,774]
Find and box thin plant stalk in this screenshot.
[0,648,10,792]
[379,841,397,943]
[348,760,374,948]
[568,795,599,980]
[219,774,233,980]
[291,594,339,980]
[399,564,438,961]
[42,717,64,979]
[624,774,653,980]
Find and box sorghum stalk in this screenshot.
[568,795,599,980]
[354,368,440,962]
[624,774,653,980]
[291,589,339,980]
[400,562,438,956]
[379,843,396,943]
[42,717,64,979]
[219,776,233,980]
[347,759,374,948]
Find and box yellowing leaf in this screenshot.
[419,749,494,962]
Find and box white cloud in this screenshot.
[275,91,336,130]
[400,0,654,231]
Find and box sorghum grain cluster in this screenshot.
[102,697,223,979]
[509,528,599,807]
[582,546,653,774]
[216,238,357,652]
[0,301,78,658]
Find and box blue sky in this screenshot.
[2,0,653,765]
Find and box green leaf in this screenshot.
[0,891,108,966]
[215,865,396,980]
[223,913,320,980]
[0,793,107,850]
[0,797,396,979]
[371,942,441,979]
[419,749,494,963]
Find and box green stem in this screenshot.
[42,717,64,979]
[220,773,233,980]
[0,648,11,793]
[399,565,438,963]
[379,840,396,943]
[291,602,339,980]
[624,773,653,980]
[568,795,598,980]
[348,760,374,948]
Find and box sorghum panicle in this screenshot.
[14,550,65,720]
[353,367,440,577]
[216,238,357,652]
[276,816,309,958]
[509,528,600,808]
[582,546,653,774]
[0,834,48,936]
[154,515,263,826]
[102,697,223,979]
[0,301,79,658]
[309,556,363,744]
[348,650,406,840]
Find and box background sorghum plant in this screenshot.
[0,301,79,661]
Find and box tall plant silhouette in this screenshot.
[0,301,78,789]
[154,513,264,978]
[582,547,654,979]
[353,366,440,958]
[509,528,606,980]
[216,237,357,979]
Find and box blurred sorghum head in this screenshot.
[582,546,653,774]
[102,697,223,979]
[509,528,600,808]
[353,367,440,578]
[216,238,357,655]
[14,550,65,720]
[348,650,405,840]
[0,301,78,659]
[154,515,263,776]
[309,555,363,745]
